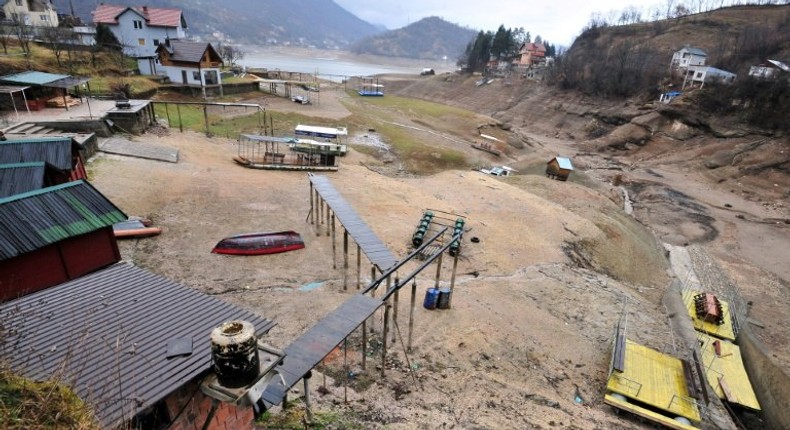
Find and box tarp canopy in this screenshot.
[0,71,69,86]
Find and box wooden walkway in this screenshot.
[309,175,398,271]
[260,294,382,407]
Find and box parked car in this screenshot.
[420,68,435,76]
[291,95,310,105]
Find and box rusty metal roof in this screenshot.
[0,137,73,171]
[0,180,126,260]
[92,4,186,28]
[0,162,45,197]
[0,262,276,428]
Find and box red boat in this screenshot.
[212,231,305,255]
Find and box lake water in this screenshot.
[238,47,451,81]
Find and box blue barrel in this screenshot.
[437,288,452,309]
[423,288,439,310]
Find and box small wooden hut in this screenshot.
[546,156,574,181]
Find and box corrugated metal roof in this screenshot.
[0,162,46,197]
[679,46,707,56]
[0,262,276,428]
[0,137,73,170]
[0,71,70,86]
[92,4,184,28]
[767,59,790,72]
[0,180,127,260]
[555,157,574,170]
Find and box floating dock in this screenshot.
[697,333,761,411]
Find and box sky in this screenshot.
[333,0,667,47]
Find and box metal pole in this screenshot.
[309,182,314,225]
[203,104,209,136]
[408,279,417,352]
[176,104,183,132]
[344,338,348,404]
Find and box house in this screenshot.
[683,65,736,89]
[748,59,790,80]
[0,180,126,302]
[546,156,574,181]
[1,0,58,27]
[516,42,546,68]
[671,46,707,71]
[0,261,276,429]
[92,4,187,74]
[157,40,224,97]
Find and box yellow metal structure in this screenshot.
[604,394,700,430]
[697,333,761,411]
[607,339,701,424]
[682,290,736,341]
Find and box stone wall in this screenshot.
[738,328,790,430]
[164,380,254,430]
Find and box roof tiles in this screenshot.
[92,4,184,28]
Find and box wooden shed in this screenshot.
[546,156,574,181]
[0,180,126,302]
[0,136,88,183]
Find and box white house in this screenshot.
[2,0,58,27]
[156,40,223,97]
[92,4,187,74]
[683,65,736,89]
[748,59,790,80]
[671,46,707,71]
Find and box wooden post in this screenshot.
[326,203,331,236]
[331,214,337,269]
[164,103,171,127]
[356,244,362,290]
[408,279,417,352]
[176,104,183,132]
[343,338,348,404]
[342,230,349,290]
[434,252,444,289]
[309,182,314,225]
[303,370,313,421]
[392,277,399,343]
[448,251,459,309]
[361,320,367,370]
[382,302,390,378]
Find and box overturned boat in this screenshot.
[212,231,305,255]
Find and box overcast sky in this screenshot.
[334,0,668,46]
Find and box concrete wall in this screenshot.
[738,328,790,430]
[164,380,254,430]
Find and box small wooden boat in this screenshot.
[212,231,305,255]
[113,219,162,239]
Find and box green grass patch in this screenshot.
[349,91,476,122]
[256,401,363,429]
[0,368,99,430]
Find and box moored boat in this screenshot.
[212,231,305,255]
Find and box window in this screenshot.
[40,15,50,22]
[138,38,145,46]
[153,39,160,46]
[15,0,22,6]
[695,72,703,79]
[134,20,143,29]
[192,71,200,80]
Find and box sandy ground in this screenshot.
[88,75,788,429]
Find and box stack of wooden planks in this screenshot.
[46,96,81,108]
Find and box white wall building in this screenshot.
[2,0,58,27]
[683,65,736,89]
[671,46,707,71]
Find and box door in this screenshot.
[181,70,187,84]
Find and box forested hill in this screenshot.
[53,0,380,48]
[349,17,476,60]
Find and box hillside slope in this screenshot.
[350,16,477,60]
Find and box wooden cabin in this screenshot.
[546,156,574,181]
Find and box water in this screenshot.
[239,46,446,81]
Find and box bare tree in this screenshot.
[217,43,245,68]
[12,17,33,54]
[41,26,77,67]
[0,22,15,54]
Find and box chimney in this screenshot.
[210,320,260,388]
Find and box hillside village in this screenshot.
[0,1,789,430]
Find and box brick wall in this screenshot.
[164,380,254,430]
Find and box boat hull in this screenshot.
[212,231,305,255]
